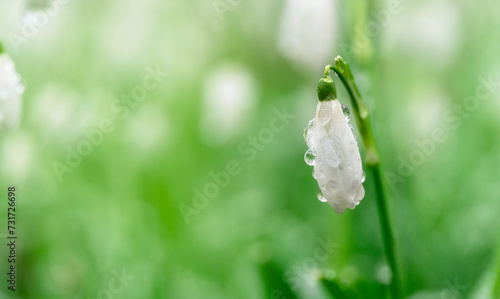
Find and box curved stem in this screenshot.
[324,57,402,299]
[324,63,378,167]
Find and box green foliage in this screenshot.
[1,0,500,298]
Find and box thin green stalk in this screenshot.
[492,243,500,297]
[324,56,402,299]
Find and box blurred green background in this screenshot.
[1,0,500,298]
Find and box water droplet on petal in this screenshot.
[303,119,315,148]
[321,137,340,167]
[317,170,324,179]
[352,183,365,203]
[317,188,327,202]
[326,180,338,192]
[361,171,366,183]
[304,148,315,166]
[348,124,356,139]
[349,201,359,209]
[342,104,351,121]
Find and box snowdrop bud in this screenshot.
[0,54,24,131]
[304,85,365,213]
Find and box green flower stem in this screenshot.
[492,244,500,297]
[324,56,402,299]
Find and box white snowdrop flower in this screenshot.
[200,63,258,145]
[0,54,24,131]
[304,76,365,213]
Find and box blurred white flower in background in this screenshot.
[406,88,448,138]
[386,0,460,67]
[0,133,33,182]
[277,0,337,71]
[200,63,258,145]
[28,84,93,144]
[123,104,169,156]
[0,54,24,131]
[99,0,158,66]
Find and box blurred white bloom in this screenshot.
[0,54,24,131]
[200,63,258,145]
[386,0,459,67]
[1,133,33,181]
[278,0,337,71]
[304,99,365,213]
[124,104,168,156]
[407,88,448,138]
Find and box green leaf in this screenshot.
[259,259,299,299]
[318,271,361,299]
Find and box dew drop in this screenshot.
[303,119,315,148]
[326,180,338,192]
[321,137,340,167]
[342,104,351,122]
[304,148,315,166]
[361,172,366,183]
[352,183,365,203]
[317,170,324,179]
[348,124,357,139]
[317,188,327,202]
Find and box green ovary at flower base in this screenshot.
[304,56,402,299]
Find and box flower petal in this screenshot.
[311,99,365,213]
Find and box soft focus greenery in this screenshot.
[1,0,500,298]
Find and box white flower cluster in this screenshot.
[304,99,365,213]
[0,54,24,131]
